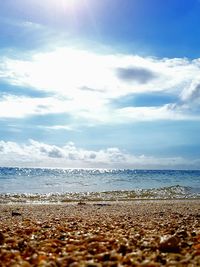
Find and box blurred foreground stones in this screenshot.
[0,200,200,266]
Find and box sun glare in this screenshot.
[60,0,80,9]
[47,0,81,10]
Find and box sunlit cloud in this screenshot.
[0,139,198,169]
[0,95,66,118]
[41,125,78,131]
[181,78,200,103]
[1,47,200,124]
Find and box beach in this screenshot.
[0,200,200,266]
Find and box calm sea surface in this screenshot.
[0,167,200,202]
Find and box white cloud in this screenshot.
[0,139,199,169]
[114,104,199,122]
[181,79,200,103]
[1,47,200,123]
[0,95,66,118]
[20,21,44,30]
[42,125,78,131]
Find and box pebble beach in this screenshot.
[0,200,200,266]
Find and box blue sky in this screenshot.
[1,0,200,169]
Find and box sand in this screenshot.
[0,200,200,266]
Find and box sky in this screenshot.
[1,0,200,169]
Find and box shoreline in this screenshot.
[1,198,200,205]
[1,198,200,206]
[0,200,200,266]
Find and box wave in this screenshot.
[0,185,200,204]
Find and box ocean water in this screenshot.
[0,167,200,203]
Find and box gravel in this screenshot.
[0,200,200,266]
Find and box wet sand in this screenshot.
[0,200,200,266]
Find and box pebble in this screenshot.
[159,235,180,252]
[0,201,200,266]
[11,211,22,216]
[0,232,5,245]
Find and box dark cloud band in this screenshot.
[116,66,157,84]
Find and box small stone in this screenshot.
[176,229,188,238]
[0,232,5,245]
[78,201,86,205]
[118,244,128,255]
[12,211,22,216]
[69,262,79,267]
[191,231,197,236]
[42,225,51,229]
[85,262,101,267]
[159,235,180,252]
[18,240,27,251]
[156,255,166,265]
[102,253,110,261]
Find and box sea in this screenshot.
[0,167,200,203]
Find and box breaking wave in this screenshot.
[0,185,199,204]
